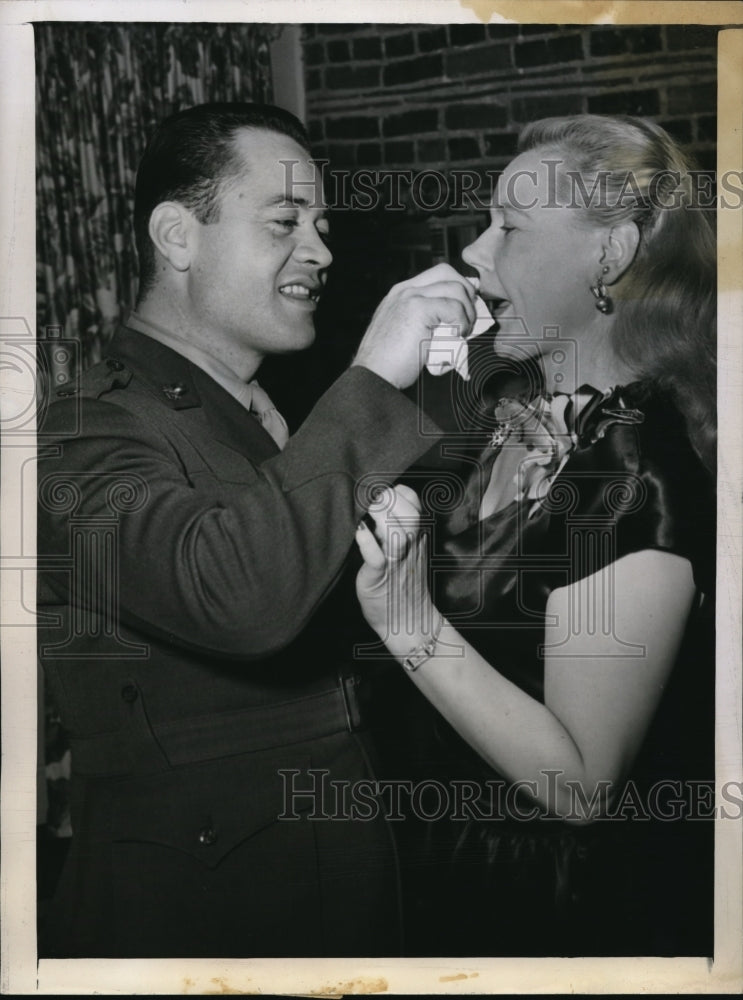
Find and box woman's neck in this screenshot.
[541,319,636,395]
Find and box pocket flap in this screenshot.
[110,748,314,868]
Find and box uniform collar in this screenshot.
[108,325,282,460]
[108,325,203,410]
[126,312,261,412]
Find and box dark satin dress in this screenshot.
[406,380,716,957]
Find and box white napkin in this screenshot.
[425,276,493,381]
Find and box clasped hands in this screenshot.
[355,484,439,659]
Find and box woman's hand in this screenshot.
[355,484,438,654]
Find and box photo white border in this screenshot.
[1,1,741,994]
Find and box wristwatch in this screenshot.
[401,616,443,673]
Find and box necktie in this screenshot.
[246,381,289,450]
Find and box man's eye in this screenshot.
[273,218,298,229]
[500,225,515,234]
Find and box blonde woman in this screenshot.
[357,116,716,956]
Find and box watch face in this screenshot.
[403,638,438,673]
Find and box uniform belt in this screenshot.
[70,674,367,777]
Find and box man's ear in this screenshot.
[600,221,641,283]
[148,201,193,273]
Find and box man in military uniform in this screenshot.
[36,103,476,957]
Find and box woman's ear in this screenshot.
[600,221,641,283]
[148,201,193,273]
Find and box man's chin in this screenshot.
[276,322,317,354]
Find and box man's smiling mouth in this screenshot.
[278,283,321,302]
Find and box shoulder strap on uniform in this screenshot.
[55,357,133,401]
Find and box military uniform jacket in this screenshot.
[37,327,441,957]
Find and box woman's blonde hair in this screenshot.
[519,114,716,473]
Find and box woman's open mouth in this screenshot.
[481,296,510,318]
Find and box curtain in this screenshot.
[35,22,278,382]
[35,21,278,842]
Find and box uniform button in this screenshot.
[162,382,187,400]
[107,358,125,372]
[120,683,138,703]
[198,825,217,846]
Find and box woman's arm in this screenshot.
[356,488,696,819]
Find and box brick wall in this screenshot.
[304,23,717,175]
[263,23,718,424]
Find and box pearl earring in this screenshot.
[590,265,613,315]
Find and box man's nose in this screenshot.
[294,226,333,269]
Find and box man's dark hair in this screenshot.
[134,102,312,300]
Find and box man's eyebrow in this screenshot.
[262,194,329,219]
[264,194,316,208]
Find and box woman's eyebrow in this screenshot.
[491,201,529,218]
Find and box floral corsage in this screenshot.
[484,394,579,519]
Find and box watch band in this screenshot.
[401,614,444,673]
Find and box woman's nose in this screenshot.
[462,229,493,271]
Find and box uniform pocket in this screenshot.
[108,748,324,957]
[109,747,313,865]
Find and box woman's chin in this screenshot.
[492,334,544,365]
